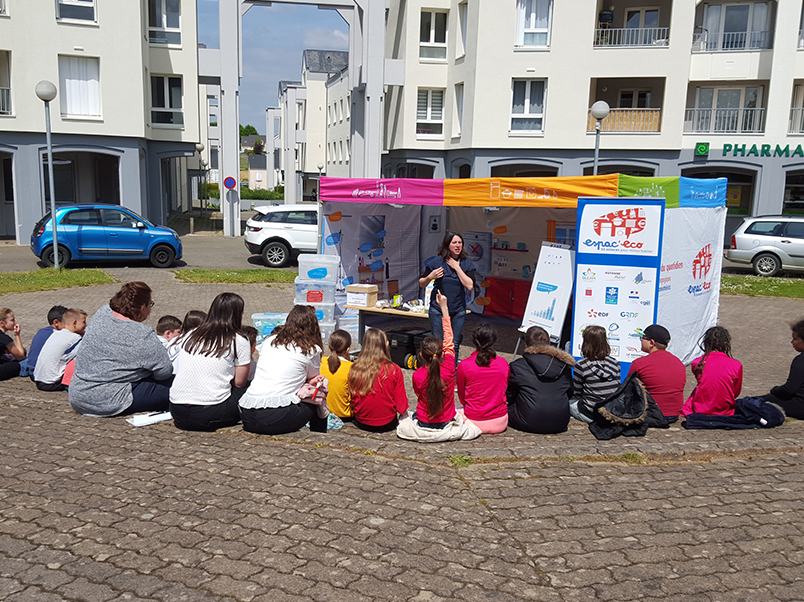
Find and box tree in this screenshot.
[240,124,258,137]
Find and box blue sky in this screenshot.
[197,0,349,135]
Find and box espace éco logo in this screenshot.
[584,208,647,251]
[688,244,713,297]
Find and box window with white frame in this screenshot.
[57,0,95,22]
[510,79,545,131]
[58,56,100,117]
[516,0,552,47]
[458,2,468,56]
[339,99,344,122]
[149,0,181,46]
[346,93,350,119]
[417,89,444,137]
[420,11,447,60]
[453,83,464,137]
[346,139,350,163]
[151,75,183,126]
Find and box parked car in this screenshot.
[725,215,804,276]
[31,204,182,269]
[244,204,318,268]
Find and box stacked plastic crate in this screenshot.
[296,255,338,344]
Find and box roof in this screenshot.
[248,155,267,169]
[303,50,348,74]
[240,135,263,147]
[278,80,303,95]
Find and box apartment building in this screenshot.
[0,0,199,244]
[326,65,352,178]
[383,0,804,226]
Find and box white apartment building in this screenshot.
[383,0,804,231]
[0,0,200,244]
[326,65,352,178]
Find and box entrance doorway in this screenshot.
[0,155,14,238]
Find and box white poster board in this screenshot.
[519,242,574,341]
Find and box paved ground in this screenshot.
[2,236,804,601]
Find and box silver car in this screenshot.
[725,215,804,277]
[243,204,318,268]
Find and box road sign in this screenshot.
[223,177,236,190]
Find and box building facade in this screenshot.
[0,0,200,244]
[383,0,804,231]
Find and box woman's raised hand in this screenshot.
[429,267,444,280]
[445,257,460,271]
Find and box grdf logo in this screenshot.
[620,312,639,319]
[593,208,646,239]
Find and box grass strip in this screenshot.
[172,268,296,284]
[721,274,804,299]
[0,268,116,294]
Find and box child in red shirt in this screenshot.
[413,292,457,428]
[627,324,686,419]
[348,328,409,432]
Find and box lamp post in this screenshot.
[200,159,208,213]
[35,80,60,269]
[316,162,324,253]
[590,100,610,176]
[195,142,205,212]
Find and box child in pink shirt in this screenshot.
[683,326,743,416]
[457,323,509,433]
[413,292,456,427]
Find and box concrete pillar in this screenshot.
[265,107,278,189]
[219,0,241,236]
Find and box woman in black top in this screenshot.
[764,318,804,419]
[418,232,476,361]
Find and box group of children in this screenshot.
[4,284,803,435]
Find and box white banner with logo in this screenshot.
[657,206,727,364]
[572,198,665,371]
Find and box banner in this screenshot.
[657,207,727,364]
[572,198,665,369]
[443,175,619,207]
[320,177,443,206]
[322,202,423,302]
[617,175,680,207]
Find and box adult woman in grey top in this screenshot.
[69,282,173,417]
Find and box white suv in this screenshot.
[726,215,804,276]
[244,204,318,267]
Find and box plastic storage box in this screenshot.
[297,254,340,283]
[319,321,337,344]
[297,302,335,323]
[294,277,336,305]
[251,313,287,344]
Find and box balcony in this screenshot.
[586,108,662,132]
[594,27,669,47]
[692,29,773,52]
[0,87,9,115]
[684,108,765,133]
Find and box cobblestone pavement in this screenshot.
[3,239,804,600]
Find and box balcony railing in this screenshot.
[594,27,669,47]
[692,30,773,52]
[684,108,765,133]
[789,108,804,133]
[586,108,662,132]
[0,87,9,115]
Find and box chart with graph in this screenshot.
[520,243,574,339]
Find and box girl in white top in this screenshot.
[169,293,250,431]
[240,305,328,435]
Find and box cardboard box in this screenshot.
[346,284,378,307]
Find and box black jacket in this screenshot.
[507,345,575,434]
[588,372,669,440]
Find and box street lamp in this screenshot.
[590,100,610,176]
[316,162,324,253]
[200,159,209,212]
[35,80,60,269]
[195,143,205,212]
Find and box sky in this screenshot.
[197,0,349,136]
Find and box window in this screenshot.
[103,209,139,228]
[151,76,183,126]
[346,93,350,119]
[516,0,552,47]
[61,209,101,226]
[0,51,10,116]
[619,90,651,108]
[420,11,447,60]
[691,86,764,132]
[0,1,6,15]
[346,139,350,163]
[417,89,444,137]
[745,221,784,236]
[57,0,95,21]
[58,56,100,117]
[702,2,771,51]
[785,221,804,238]
[149,0,181,46]
[510,79,545,131]
[340,99,344,122]
[458,2,468,56]
[453,83,464,137]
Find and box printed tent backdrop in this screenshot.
[320,175,727,364]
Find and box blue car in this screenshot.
[31,204,182,268]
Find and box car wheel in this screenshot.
[150,245,176,268]
[42,245,71,269]
[262,241,290,268]
[753,253,781,277]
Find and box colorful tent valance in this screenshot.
[320,175,727,208]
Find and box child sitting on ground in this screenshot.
[156,315,182,348]
[627,324,686,421]
[570,325,621,424]
[457,323,510,433]
[0,307,26,381]
[684,326,742,416]
[33,308,88,391]
[320,329,353,419]
[241,326,259,382]
[167,310,206,369]
[413,292,456,428]
[27,305,67,381]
